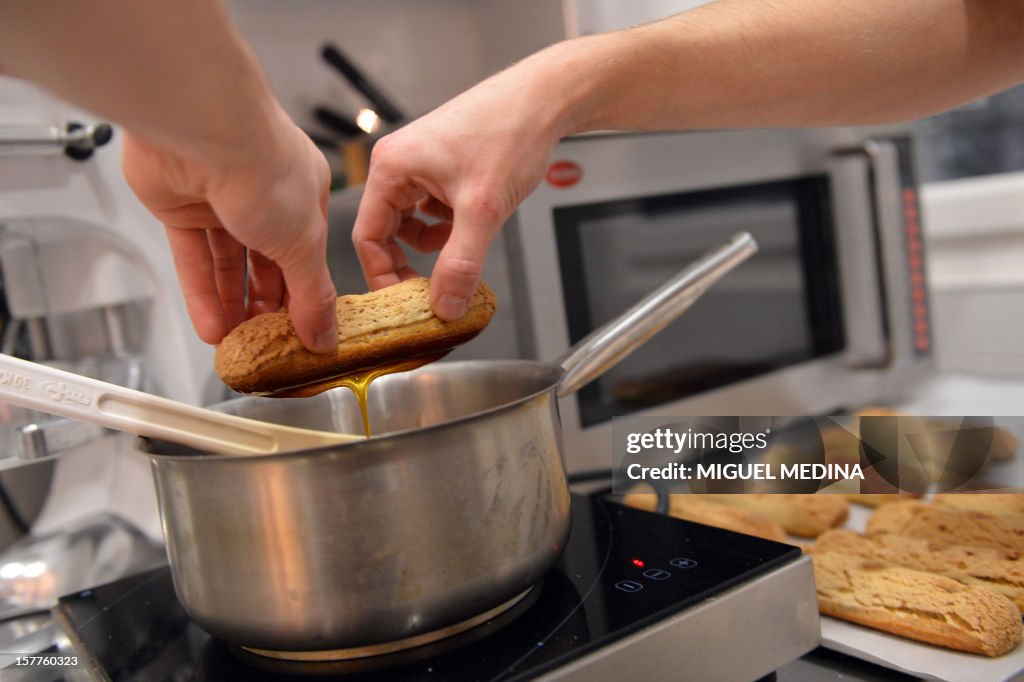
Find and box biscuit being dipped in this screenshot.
[215,277,496,395]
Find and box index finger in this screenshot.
[164,226,230,344]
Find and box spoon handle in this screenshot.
[0,354,356,455]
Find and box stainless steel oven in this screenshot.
[503,127,934,472]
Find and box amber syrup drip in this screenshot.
[271,351,451,437]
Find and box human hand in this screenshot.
[122,107,339,353]
[352,50,577,320]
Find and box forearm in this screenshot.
[0,0,278,161]
[538,0,1024,136]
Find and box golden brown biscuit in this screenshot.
[867,501,1024,554]
[810,550,1022,657]
[933,493,1024,519]
[215,278,496,394]
[815,528,1024,612]
[691,493,848,538]
[623,490,788,543]
[843,493,922,508]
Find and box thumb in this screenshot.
[430,203,500,321]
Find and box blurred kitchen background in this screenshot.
[0,0,1023,637]
[229,0,1024,382]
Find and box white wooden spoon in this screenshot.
[0,353,361,456]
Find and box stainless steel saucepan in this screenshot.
[137,232,758,657]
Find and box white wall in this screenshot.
[226,0,564,136]
[921,174,1024,379]
[226,0,483,130]
[922,173,1024,288]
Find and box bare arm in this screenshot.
[559,0,1024,133]
[0,0,338,353]
[353,0,1024,320]
[0,0,270,162]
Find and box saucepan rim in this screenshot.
[135,358,565,463]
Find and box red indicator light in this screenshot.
[632,558,645,568]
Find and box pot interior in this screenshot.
[153,360,561,454]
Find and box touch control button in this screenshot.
[615,580,644,593]
[642,568,672,581]
[670,557,698,569]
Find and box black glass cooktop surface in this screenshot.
[53,494,800,681]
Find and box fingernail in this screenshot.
[436,294,468,321]
[313,328,338,354]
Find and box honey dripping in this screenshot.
[273,352,450,437]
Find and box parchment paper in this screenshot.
[821,616,1024,682]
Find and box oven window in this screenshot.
[554,176,844,427]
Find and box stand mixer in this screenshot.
[0,78,214,405]
[0,78,215,638]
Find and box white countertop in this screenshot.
[897,372,1024,415]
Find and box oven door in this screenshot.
[506,128,933,472]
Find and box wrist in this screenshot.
[127,39,290,172]
[522,32,641,139]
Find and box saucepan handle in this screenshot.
[555,232,759,398]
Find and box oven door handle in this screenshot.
[828,139,919,370]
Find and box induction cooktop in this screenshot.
[51,494,819,681]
